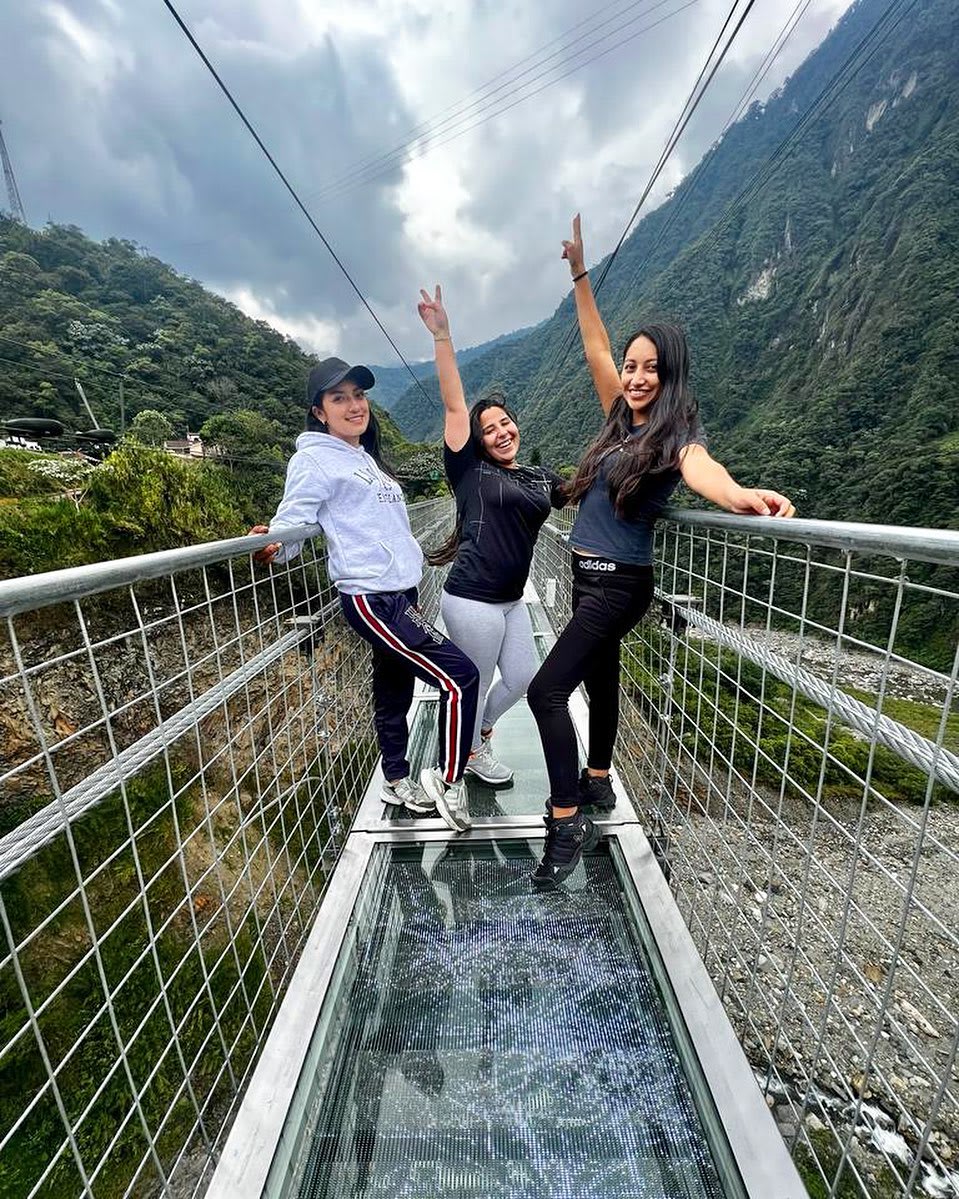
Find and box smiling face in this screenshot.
[620,334,661,424]
[313,380,370,444]
[478,405,520,467]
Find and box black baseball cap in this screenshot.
[306,357,375,410]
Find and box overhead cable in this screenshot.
[306,0,661,202]
[309,0,700,206]
[160,0,432,403]
[696,0,917,256]
[544,0,759,383]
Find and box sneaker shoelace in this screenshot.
[543,817,583,865]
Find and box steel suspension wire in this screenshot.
[544,0,758,390]
[159,0,433,404]
[309,0,700,207]
[306,0,668,204]
[593,0,758,298]
[617,0,813,296]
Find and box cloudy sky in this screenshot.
[2,0,852,368]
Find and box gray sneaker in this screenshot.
[420,767,471,832]
[381,776,435,814]
[464,737,513,785]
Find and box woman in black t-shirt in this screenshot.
[529,215,796,889]
[418,286,567,792]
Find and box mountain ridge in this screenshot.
[388,0,959,532]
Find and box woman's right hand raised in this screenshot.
[417,285,451,340]
[561,213,586,277]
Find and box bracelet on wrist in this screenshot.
[433,334,452,342]
[571,269,588,283]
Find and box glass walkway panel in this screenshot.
[209,658,806,1199]
[271,840,733,1199]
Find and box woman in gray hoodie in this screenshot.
[253,357,479,833]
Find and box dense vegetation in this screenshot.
[0,221,445,576]
[391,0,959,536]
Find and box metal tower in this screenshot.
[0,119,26,223]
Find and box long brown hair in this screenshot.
[565,323,699,517]
[427,393,519,566]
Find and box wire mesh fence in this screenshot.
[0,499,450,1199]
[533,510,959,1199]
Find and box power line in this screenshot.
[160,0,433,405]
[308,0,699,206]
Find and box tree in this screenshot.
[126,409,173,447]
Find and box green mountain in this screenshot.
[369,326,536,410]
[0,220,417,459]
[390,0,959,531]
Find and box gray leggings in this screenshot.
[440,591,539,750]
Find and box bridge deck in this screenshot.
[207,592,805,1199]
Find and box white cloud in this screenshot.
[1,0,857,368]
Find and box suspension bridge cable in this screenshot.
[593,0,758,297]
[616,0,813,295]
[309,0,699,206]
[695,0,917,257]
[543,0,758,384]
[544,0,908,401]
[159,0,433,404]
[306,0,666,203]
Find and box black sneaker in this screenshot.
[532,810,600,889]
[577,769,616,812]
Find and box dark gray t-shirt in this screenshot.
[570,422,704,565]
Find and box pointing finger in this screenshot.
[435,283,442,303]
[573,213,581,239]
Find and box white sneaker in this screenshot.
[381,776,435,814]
[464,736,514,785]
[419,767,471,832]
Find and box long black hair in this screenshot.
[306,399,397,479]
[565,322,699,517]
[427,392,519,567]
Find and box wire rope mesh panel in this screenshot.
[601,517,959,1199]
[0,500,452,1198]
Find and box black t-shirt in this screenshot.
[443,439,567,602]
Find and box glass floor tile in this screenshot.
[269,841,742,1199]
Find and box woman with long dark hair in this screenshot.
[528,216,795,888]
[252,356,479,834]
[418,286,567,795]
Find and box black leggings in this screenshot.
[527,555,654,806]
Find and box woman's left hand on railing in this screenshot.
[249,524,281,564]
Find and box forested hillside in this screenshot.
[391,0,959,531]
[0,219,423,466]
[0,221,440,577]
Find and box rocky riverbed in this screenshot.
[649,625,959,1196]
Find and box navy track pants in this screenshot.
[340,588,479,785]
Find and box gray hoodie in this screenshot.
[269,432,423,594]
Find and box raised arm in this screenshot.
[417,284,470,452]
[562,213,623,415]
[679,444,796,517]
